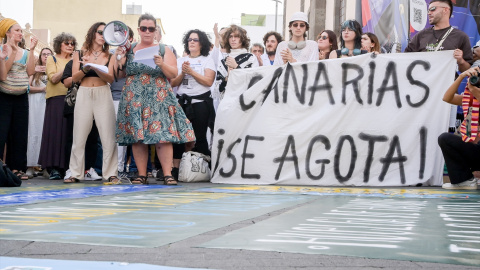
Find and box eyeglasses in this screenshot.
[41,53,52,56]
[63,41,75,46]
[318,36,328,40]
[139,26,156,33]
[292,23,306,28]
[428,6,448,12]
[96,30,104,35]
[187,38,200,43]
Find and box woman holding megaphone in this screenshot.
[65,22,119,184]
[114,14,195,185]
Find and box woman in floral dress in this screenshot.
[115,14,195,185]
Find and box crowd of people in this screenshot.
[0,0,478,188]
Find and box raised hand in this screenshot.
[29,36,38,51]
[0,44,9,60]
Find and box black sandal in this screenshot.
[163,175,177,185]
[14,171,29,181]
[131,175,148,185]
[63,177,79,184]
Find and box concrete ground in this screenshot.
[1,177,479,270]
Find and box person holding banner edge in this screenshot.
[438,65,480,189]
[404,0,472,72]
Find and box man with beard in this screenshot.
[261,31,283,66]
[404,0,472,72]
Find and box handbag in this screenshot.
[0,159,22,187]
[65,50,83,107]
[178,151,211,182]
[65,82,79,107]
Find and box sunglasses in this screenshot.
[63,41,75,46]
[96,30,104,35]
[292,23,306,28]
[428,6,448,12]
[139,26,156,33]
[318,36,328,40]
[188,38,200,43]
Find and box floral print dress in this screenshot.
[116,43,195,146]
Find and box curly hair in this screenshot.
[263,31,283,46]
[82,22,109,54]
[52,32,77,54]
[317,30,338,51]
[183,29,211,57]
[340,20,362,50]
[222,25,250,53]
[33,47,53,85]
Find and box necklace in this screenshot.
[432,26,447,42]
[92,49,102,60]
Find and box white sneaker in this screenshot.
[64,169,72,180]
[442,179,478,190]
[84,168,102,181]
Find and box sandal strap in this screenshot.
[164,175,177,185]
[108,176,121,184]
[63,177,79,183]
[132,175,148,184]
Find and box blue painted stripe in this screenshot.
[0,185,179,206]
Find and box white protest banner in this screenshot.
[211,51,456,186]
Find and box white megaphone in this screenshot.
[103,21,131,60]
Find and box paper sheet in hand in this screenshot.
[83,63,109,74]
[133,46,158,68]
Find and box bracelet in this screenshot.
[81,67,87,74]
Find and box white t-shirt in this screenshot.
[273,40,319,65]
[261,53,275,66]
[176,55,216,98]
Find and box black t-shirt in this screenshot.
[61,60,73,85]
[404,26,473,65]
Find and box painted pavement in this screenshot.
[200,185,480,199]
[199,195,480,266]
[0,190,313,248]
[0,185,179,206]
[1,183,479,266]
[0,256,210,270]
